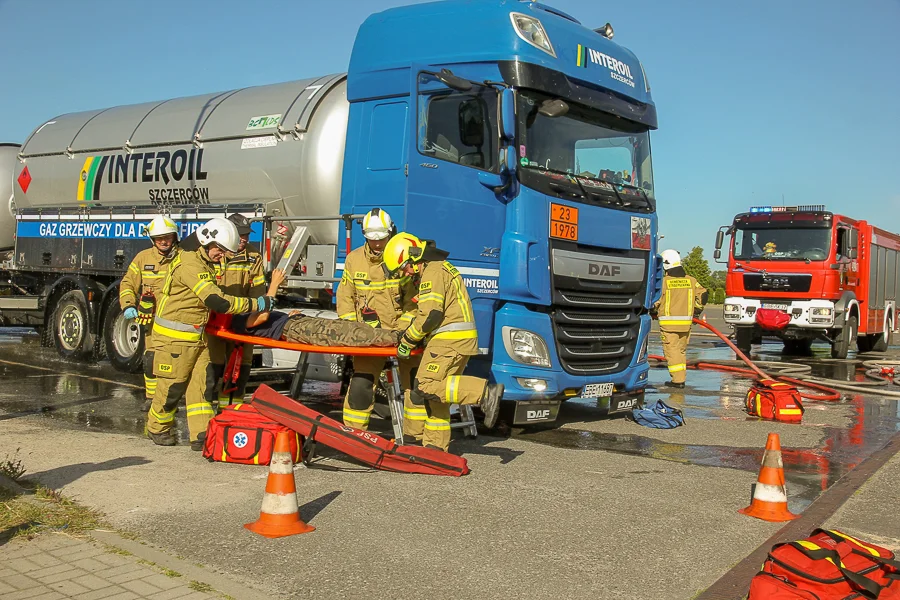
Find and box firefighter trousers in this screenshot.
[342,355,420,431]
[408,345,486,452]
[146,339,216,443]
[660,329,691,384]
[207,336,253,407]
[142,326,156,402]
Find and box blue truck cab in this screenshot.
[338,0,661,424]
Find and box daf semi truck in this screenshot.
[715,206,899,358]
[1,0,661,424]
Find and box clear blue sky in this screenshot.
[1,0,898,261]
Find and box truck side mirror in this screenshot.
[500,88,515,141]
[844,228,858,259]
[715,230,724,250]
[713,249,721,260]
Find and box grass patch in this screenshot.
[189,581,215,593]
[0,448,26,481]
[162,568,182,578]
[0,484,105,541]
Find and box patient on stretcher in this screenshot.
[230,269,400,348]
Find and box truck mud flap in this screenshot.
[250,385,469,477]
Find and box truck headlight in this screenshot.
[510,13,556,57]
[502,327,551,367]
[724,303,740,313]
[637,334,649,363]
[811,307,833,316]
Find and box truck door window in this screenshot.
[417,73,499,173]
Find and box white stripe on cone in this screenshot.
[260,492,300,515]
[269,453,293,475]
[753,482,789,503]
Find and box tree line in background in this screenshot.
[680,246,727,304]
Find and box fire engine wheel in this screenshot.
[832,315,858,359]
[52,290,92,361]
[103,300,145,373]
[860,316,893,354]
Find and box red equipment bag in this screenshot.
[746,379,804,423]
[203,403,302,465]
[250,384,469,477]
[748,528,900,599]
[756,307,791,330]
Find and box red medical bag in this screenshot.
[745,379,804,423]
[203,404,301,465]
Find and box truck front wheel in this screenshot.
[103,300,145,373]
[52,290,92,361]
[831,316,857,359]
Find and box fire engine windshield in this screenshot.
[516,90,655,212]
[733,227,832,261]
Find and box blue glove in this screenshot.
[123,307,138,320]
[397,337,413,359]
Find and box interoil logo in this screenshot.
[77,148,210,204]
[576,44,635,88]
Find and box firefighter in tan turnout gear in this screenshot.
[652,249,707,388]
[383,232,503,452]
[146,218,274,449]
[208,214,267,408]
[119,215,181,412]
[336,208,419,432]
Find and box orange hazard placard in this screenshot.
[550,203,578,241]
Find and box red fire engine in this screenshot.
[714,205,900,358]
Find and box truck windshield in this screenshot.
[516,90,654,210]
[733,227,832,261]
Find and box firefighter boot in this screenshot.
[480,384,504,429]
[190,432,207,452]
[147,430,176,447]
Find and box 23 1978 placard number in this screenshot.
[550,202,579,241]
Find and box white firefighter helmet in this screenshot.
[145,216,178,239]
[197,217,240,253]
[362,208,393,241]
[661,249,682,270]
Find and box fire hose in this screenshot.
[649,318,863,402]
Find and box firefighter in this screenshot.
[336,208,419,433]
[652,249,707,388]
[145,217,274,449]
[208,214,267,409]
[119,215,181,412]
[382,232,503,452]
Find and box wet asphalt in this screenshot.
[2,325,900,599]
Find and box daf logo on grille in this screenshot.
[589,263,621,277]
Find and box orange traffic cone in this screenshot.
[244,430,315,538]
[739,433,798,522]
[702,314,707,323]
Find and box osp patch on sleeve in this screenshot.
[197,272,210,280]
[419,281,433,292]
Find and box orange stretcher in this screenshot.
[204,324,432,443]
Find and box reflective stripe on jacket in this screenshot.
[119,247,181,309]
[217,246,266,297]
[406,261,478,355]
[655,275,706,333]
[336,244,415,330]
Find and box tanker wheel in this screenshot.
[832,316,857,359]
[52,290,92,361]
[103,299,144,373]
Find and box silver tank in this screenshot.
[13,74,348,245]
[0,144,20,249]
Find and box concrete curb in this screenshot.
[89,529,272,600]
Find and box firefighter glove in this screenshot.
[255,296,275,312]
[123,307,138,320]
[397,336,414,359]
[360,306,380,328]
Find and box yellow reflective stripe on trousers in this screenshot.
[425,417,450,431]
[343,407,370,425]
[403,407,427,421]
[445,375,460,404]
[150,407,176,423]
[186,402,215,417]
[668,363,686,373]
[152,322,202,342]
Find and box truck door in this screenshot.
[406,69,505,265]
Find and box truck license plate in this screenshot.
[581,383,614,398]
[762,303,789,311]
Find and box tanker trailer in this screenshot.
[1,74,350,369]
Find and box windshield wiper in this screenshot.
[521,164,653,212]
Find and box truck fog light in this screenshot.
[724,303,740,313]
[811,307,833,316]
[503,327,551,367]
[516,378,547,392]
